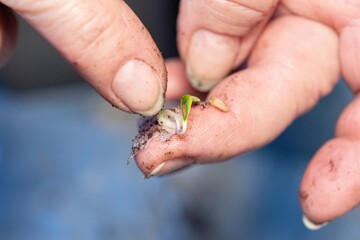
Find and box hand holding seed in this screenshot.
[136,0,360,231]
[2,0,360,232]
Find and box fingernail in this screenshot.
[112,59,164,116]
[302,215,328,230]
[186,29,238,92]
[146,158,195,178]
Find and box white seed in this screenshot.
[156,109,182,134]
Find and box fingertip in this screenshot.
[177,0,278,92]
[133,101,249,176]
[300,138,360,223]
[185,30,239,91]
[300,94,360,224]
[165,58,206,100]
[112,59,165,116]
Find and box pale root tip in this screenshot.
[302,215,328,230]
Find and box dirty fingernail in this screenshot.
[186,29,238,92]
[112,59,164,116]
[146,158,195,178]
[302,215,328,230]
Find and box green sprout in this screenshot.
[156,94,200,136]
[179,94,200,135]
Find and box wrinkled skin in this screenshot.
[1,0,360,226]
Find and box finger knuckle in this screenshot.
[200,0,275,35]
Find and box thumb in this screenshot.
[1,0,166,116]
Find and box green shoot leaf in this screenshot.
[179,94,200,134]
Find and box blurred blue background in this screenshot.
[0,1,359,239]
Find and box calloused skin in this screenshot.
[1,0,360,227]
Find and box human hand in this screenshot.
[0,0,167,116]
[136,0,360,229]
